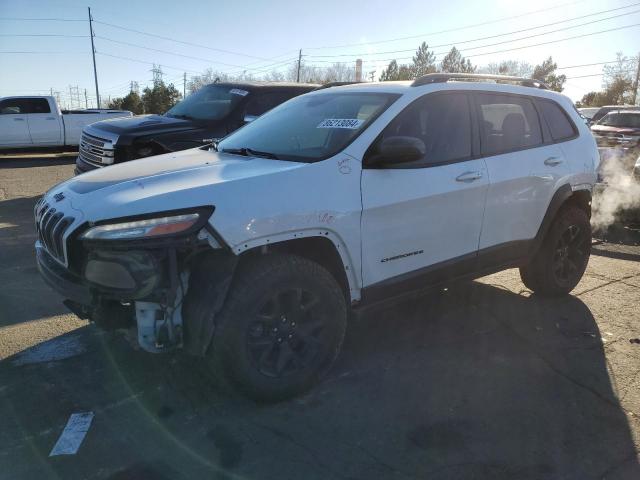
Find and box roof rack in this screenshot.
[411,73,547,89]
[315,81,364,90]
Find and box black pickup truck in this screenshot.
[76,81,319,174]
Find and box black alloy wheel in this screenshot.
[247,288,325,378]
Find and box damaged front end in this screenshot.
[36,205,237,355]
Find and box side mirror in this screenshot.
[367,136,426,167]
[244,114,258,123]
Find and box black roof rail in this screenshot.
[315,81,364,90]
[411,73,547,89]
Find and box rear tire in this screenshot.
[519,206,591,296]
[207,254,347,402]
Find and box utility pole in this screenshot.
[183,72,186,98]
[369,71,375,82]
[88,7,100,108]
[633,52,640,106]
[296,49,302,83]
[355,59,363,82]
[84,89,88,109]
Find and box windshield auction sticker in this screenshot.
[229,88,249,96]
[317,118,364,129]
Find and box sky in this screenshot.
[0,0,639,108]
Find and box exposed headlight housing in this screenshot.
[81,212,205,241]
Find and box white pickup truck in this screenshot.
[0,96,132,149]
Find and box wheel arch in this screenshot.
[533,183,592,254]
[236,231,360,304]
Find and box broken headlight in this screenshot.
[81,212,206,241]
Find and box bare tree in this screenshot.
[187,68,232,93]
[482,60,533,77]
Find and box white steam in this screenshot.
[591,150,640,231]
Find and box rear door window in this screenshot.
[245,92,294,118]
[536,99,576,141]
[476,93,542,156]
[24,98,52,113]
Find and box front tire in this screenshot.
[520,206,591,296]
[208,254,347,402]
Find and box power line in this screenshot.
[306,3,640,59]
[464,22,640,58]
[0,51,87,54]
[556,60,625,70]
[0,17,84,22]
[0,34,88,38]
[304,0,586,49]
[95,51,201,74]
[95,35,246,69]
[566,69,636,79]
[92,19,277,62]
[305,22,640,65]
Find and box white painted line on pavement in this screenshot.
[49,412,94,456]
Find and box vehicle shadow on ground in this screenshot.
[2,282,637,479]
[0,157,76,168]
[0,195,70,325]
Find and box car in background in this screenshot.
[0,96,131,149]
[578,107,599,123]
[591,110,640,183]
[75,82,319,174]
[590,105,636,125]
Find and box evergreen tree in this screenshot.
[411,42,436,78]
[108,91,144,114]
[141,81,182,114]
[440,47,475,73]
[379,60,400,81]
[532,57,566,92]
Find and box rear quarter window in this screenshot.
[536,99,577,141]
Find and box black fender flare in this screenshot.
[530,184,584,255]
[182,252,238,356]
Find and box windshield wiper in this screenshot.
[221,147,279,159]
[166,113,193,120]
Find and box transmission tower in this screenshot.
[150,65,164,86]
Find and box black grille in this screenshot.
[34,199,75,264]
[79,132,112,167]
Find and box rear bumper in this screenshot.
[36,241,91,306]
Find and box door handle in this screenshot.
[456,171,483,183]
[544,156,563,166]
[13,118,25,121]
[46,117,56,120]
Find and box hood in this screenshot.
[89,114,199,137]
[47,148,305,223]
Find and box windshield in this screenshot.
[597,112,640,128]
[165,85,247,121]
[217,91,400,162]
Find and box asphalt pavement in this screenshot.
[1,156,639,479]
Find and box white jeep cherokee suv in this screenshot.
[35,74,598,400]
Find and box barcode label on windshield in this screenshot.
[229,88,249,96]
[317,118,364,129]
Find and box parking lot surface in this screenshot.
[1,157,639,479]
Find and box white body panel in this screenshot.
[0,114,31,146]
[28,111,63,144]
[0,96,131,148]
[39,80,598,304]
[479,143,570,249]
[361,159,488,286]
